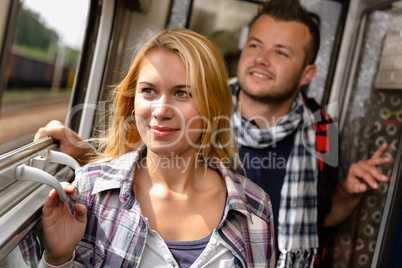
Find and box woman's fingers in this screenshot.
[74,204,87,223]
[60,182,78,200]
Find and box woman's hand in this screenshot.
[42,182,87,266]
[34,120,93,166]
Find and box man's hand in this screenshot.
[34,120,93,165]
[324,143,392,228]
[342,142,392,194]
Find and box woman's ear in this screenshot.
[299,64,317,86]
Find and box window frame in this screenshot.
[0,0,105,262]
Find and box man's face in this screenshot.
[237,15,316,104]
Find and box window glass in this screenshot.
[188,0,258,77]
[0,0,90,154]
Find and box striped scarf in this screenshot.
[229,78,318,267]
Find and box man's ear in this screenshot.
[300,64,317,86]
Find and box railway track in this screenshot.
[0,96,70,151]
[0,96,70,117]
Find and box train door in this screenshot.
[325,0,402,267]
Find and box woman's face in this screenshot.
[134,48,203,157]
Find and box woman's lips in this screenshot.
[149,125,179,137]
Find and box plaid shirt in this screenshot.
[67,145,275,267]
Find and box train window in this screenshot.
[0,0,90,265]
[0,0,90,154]
[188,0,258,77]
[0,1,173,264]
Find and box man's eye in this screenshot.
[248,43,259,49]
[276,51,288,57]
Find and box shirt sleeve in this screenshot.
[317,158,339,226]
[0,246,31,268]
[38,251,84,268]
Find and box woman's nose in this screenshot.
[152,97,174,120]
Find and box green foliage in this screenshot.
[64,47,80,67]
[2,88,71,102]
[14,7,59,52]
[13,45,52,61]
[12,5,80,66]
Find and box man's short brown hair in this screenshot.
[249,0,320,66]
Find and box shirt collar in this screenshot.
[215,161,255,224]
[91,145,146,209]
[91,145,255,221]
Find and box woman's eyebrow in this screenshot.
[174,84,191,89]
[137,81,155,86]
[137,81,190,89]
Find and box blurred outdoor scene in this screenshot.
[0,0,89,154]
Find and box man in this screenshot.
[228,0,390,266]
[35,0,391,266]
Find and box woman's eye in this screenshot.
[142,88,155,94]
[175,90,189,98]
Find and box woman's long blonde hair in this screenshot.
[92,28,239,171]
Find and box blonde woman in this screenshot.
[39,28,275,268]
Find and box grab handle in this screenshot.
[15,165,68,202]
[48,150,80,171]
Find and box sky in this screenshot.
[22,0,90,49]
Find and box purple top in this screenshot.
[165,233,212,268]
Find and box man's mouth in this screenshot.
[251,72,270,79]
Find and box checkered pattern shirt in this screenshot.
[56,145,275,267]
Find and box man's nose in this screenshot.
[254,49,271,66]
